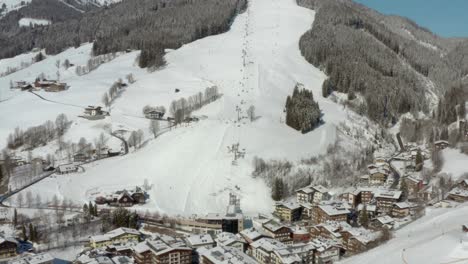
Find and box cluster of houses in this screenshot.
[94,187,148,207]
[12,79,67,92]
[358,157,394,186]
[80,222,342,264]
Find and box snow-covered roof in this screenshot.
[318,203,350,216]
[186,234,215,246]
[200,245,257,264]
[377,215,395,225]
[111,256,134,264]
[215,232,245,246]
[449,188,468,197]
[263,221,289,233]
[90,234,111,243]
[250,238,286,252]
[296,185,314,194]
[240,228,264,241]
[19,253,55,264]
[375,190,402,200]
[394,202,416,209]
[312,185,328,193]
[202,246,254,264]
[107,227,140,239]
[276,200,301,210]
[133,241,151,254]
[435,140,449,145]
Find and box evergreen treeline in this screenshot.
[285,83,321,133]
[0,0,247,68]
[297,0,468,125]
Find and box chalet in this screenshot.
[392,202,417,218]
[261,221,292,244]
[89,227,141,249]
[340,228,380,255]
[239,228,265,244]
[369,169,388,185]
[457,179,468,190]
[295,185,330,204]
[274,201,302,222]
[404,176,424,196]
[34,79,57,88]
[359,175,370,184]
[114,191,134,207]
[84,106,105,117]
[133,240,192,264]
[311,185,330,204]
[448,188,468,203]
[311,239,341,264]
[56,163,79,174]
[131,190,146,204]
[300,202,314,219]
[374,190,402,214]
[184,116,199,123]
[339,188,360,208]
[291,226,310,243]
[14,81,28,88]
[434,140,450,150]
[73,153,89,162]
[185,234,215,249]
[312,202,350,225]
[0,237,18,259]
[371,215,395,229]
[296,186,315,204]
[20,84,34,91]
[44,82,66,92]
[310,222,343,241]
[215,232,247,252]
[359,189,374,204]
[145,110,165,119]
[418,185,438,202]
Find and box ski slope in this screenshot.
[340,203,468,264]
[1,0,352,216]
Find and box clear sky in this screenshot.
[353,0,468,38]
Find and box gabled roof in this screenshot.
[276,200,301,210]
[318,203,350,216]
[240,228,264,241]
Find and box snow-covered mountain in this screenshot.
[0,0,371,216]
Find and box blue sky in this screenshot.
[353,0,468,38]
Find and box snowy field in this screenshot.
[441,148,468,180]
[0,0,30,15]
[1,0,363,216]
[340,203,468,264]
[18,17,51,27]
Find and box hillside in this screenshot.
[297,0,468,125]
[340,203,468,264]
[0,0,373,216]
